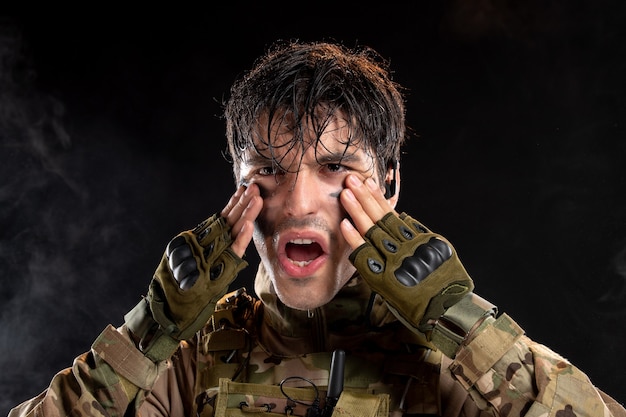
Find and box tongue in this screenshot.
[286,242,323,262]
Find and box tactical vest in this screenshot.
[192,289,444,417]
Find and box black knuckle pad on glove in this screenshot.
[166,235,187,257]
[173,258,199,283]
[165,235,200,288]
[178,272,200,291]
[394,237,452,286]
[168,244,193,271]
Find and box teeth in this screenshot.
[286,239,316,267]
[290,238,314,244]
[289,259,313,267]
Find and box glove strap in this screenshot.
[124,298,181,363]
[430,293,497,358]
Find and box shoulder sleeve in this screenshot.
[8,324,171,417]
[445,313,626,416]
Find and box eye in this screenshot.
[324,163,347,173]
[257,166,285,176]
[258,167,274,176]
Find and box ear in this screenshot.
[384,159,400,208]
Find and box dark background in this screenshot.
[2,2,626,413]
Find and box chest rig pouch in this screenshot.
[195,288,440,417]
[213,378,389,417]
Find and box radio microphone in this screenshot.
[323,349,345,416]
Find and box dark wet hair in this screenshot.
[224,40,406,181]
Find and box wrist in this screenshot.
[124,298,180,362]
[430,292,497,358]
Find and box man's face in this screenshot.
[237,115,383,310]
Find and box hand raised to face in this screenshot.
[339,174,396,249]
[220,183,264,258]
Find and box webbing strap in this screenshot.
[430,293,497,358]
[449,313,524,389]
[332,391,389,417]
[92,325,162,390]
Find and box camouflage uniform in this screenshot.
[9,265,626,417]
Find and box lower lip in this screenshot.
[277,253,328,278]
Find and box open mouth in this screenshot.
[285,238,324,267]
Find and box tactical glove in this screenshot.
[349,212,474,335]
[125,214,247,362]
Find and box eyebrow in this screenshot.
[243,153,274,166]
[244,150,366,167]
[315,152,365,165]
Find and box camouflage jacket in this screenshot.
[9,265,626,417]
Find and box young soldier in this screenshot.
[10,40,625,416]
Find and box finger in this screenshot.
[231,220,255,258]
[364,177,393,209]
[221,185,247,220]
[345,175,391,222]
[340,175,392,235]
[340,218,365,250]
[230,194,263,239]
[221,184,260,227]
[339,188,374,236]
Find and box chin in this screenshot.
[277,286,336,311]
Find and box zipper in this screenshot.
[309,307,326,352]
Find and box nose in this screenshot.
[283,171,320,218]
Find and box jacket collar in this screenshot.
[253,263,398,339]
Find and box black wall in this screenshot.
[2,3,625,412]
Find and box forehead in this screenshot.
[241,111,375,170]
